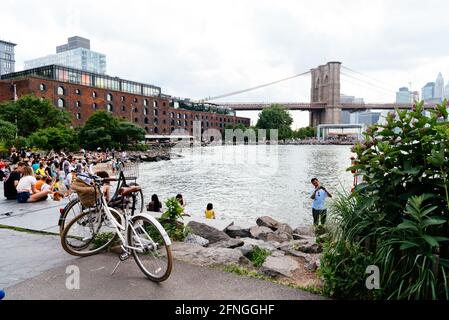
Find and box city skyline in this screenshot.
[3,0,449,127]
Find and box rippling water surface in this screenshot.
[139,145,354,228]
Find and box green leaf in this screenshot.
[422,235,439,247]
[422,218,446,228]
[397,220,419,232]
[399,242,420,250]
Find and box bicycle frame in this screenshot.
[97,190,171,254]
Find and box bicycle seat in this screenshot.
[119,186,142,196]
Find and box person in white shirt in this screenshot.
[16,166,51,203]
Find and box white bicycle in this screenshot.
[60,175,173,282]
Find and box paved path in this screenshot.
[0,229,77,289]
[4,251,324,300]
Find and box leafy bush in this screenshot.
[159,197,190,241]
[247,246,271,267]
[322,101,449,300]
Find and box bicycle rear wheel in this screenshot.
[127,216,172,282]
[61,207,122,257]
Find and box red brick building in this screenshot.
[0,65,250,136]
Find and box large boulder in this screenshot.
[237,238,281,256]
[225,226,251,239]
[171,243,249,267]
[265,230,293,243]
[256,216,282,231]
[249,226,274,240]
[209,239,244,249]
[261,256,300,278]
[276,224,294,236]
[187,221,230,244]
[293,226,315,237]
[184,234,209,247]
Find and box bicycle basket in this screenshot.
[71,178,101,207]
[122,161,140,179]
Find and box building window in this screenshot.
[177,120,181,126]
[154,110,158,116]
[92,103,97,110]
[154,127,159,134]
[163,102,166,107]
[107,104,113,112]
[185,121,188,127]
[154,118,158,125]
[39,84,46,91]
[177,114,181,119]
[154,101,158,108]
[76,113,81,120]
[144,99,148,106]
[121,96,125,102]
[92,91,98,98]
[134,98,138,103]
[183,114,187,119]
[144,108,148,116]
[121,106,126,112]
[134,118,138,123]
[163,119,167,124]
[57,98,65,108]
[145,127,150,133]
[75,101,81,108]
[107,93,113,101]
[170,112,174,118]
[57,86,65,96]
[75,89,81,95]
[171,120,175,126]
[144,118,149,124]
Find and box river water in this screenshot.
[139,145,354,228]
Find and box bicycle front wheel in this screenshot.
[128,216,173,282]
[61,207,123,257]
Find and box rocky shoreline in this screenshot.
[127,146,180,162]
[173,216,324,291]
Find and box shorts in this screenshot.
[17,192,31,203]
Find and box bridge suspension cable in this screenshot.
[341,71,397,95]
[199,70,311,102]
[341,66,399,93]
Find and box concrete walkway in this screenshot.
[4,250,324,300]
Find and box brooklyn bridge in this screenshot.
[201,61,434,128]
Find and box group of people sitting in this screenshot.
[147,193,216,220]
[2,151,100,203]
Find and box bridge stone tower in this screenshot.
[310,61,342,127]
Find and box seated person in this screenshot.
[147,194,162,212]
[3,162,25,200]
[35,175,46,191]
[176,194,191,217]
[16,167,51,203]
[205,203,216,220]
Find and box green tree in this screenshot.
[78,111,145,150]
[0,119,17,142]
[292,127,316,139]
[256,104,293,140]
[0,95,71,137]
[114,121,146,147]
[28,125,78,152]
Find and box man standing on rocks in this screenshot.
[310,178,332,226]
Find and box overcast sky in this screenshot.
[2,0,449,127]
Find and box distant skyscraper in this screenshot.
[444,82,449,100]
[396,87,411,104]
[422,82,435,102]
[0,40,16,76]
[435,72,445,101]
[24,36,106,74]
